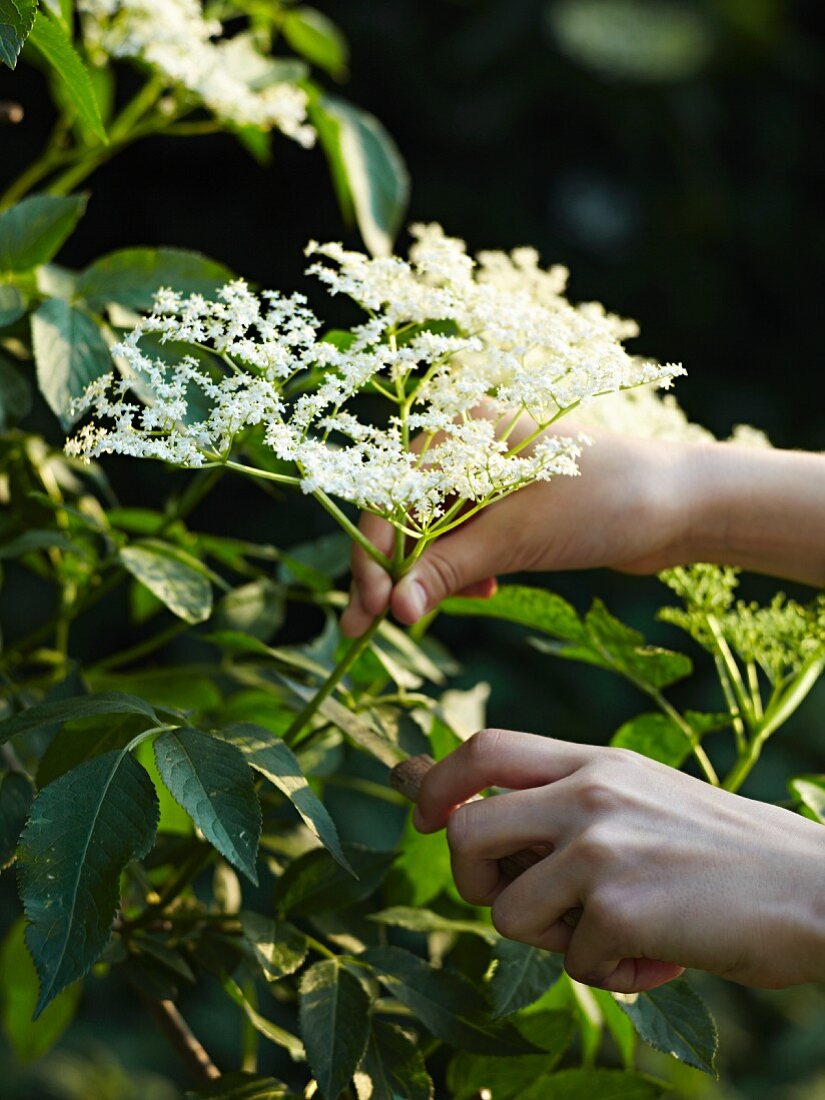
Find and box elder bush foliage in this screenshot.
[1,4,823,1099]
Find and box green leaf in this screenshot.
[154,727,261,884]
[220,723,350,872]
[0,0,36,68]
[487,940,564,1017]
[240,911,307,982]
[77,247,233,311]
[0,528,82,559]
[281,678,404,766]
[214,579,285,641]
[0,194,86,272]
[283,7,348,78]
[513,1069,669,1099]
[186,1073,296,1099]
[0,284,25,326]
[789,774,825,823]
[222,977,304,1060]
[585,601,692,689]
[299,960,370,1100]
[610,713,692,769]
[27,13,107,144]
[31,297,112,427]
[0,919,82,1063]
[447,1012,573,1100]
[355,1020,433,1100]
[311,95,409,258]
[0,691,160,748]
[120,543,213,624]
[0,770,34,869]
[361,946,537,1056]
[371,906,497,942]
[274,844,395,917]
[614,978,718,1076]
[0,352,31,428]
[17,749,159,1015]
[442,585,585,642]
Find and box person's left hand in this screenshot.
[414,728,825,993]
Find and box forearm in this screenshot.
[680,443,825,587]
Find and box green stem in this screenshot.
[284,611,388,745]
[91,619,190,672]
[712,652,747,755]
[723,657,825,793]
[221,459,300,487]
[706,614,753,728]
[126,844,215,931]
[646,687,719,786]
[312,490,393,573]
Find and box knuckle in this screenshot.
[465,727,504,764]
[586,888,633,947]
[445,803,481,853]
[574,772,618,816]
[426,549,462,599]
[572,824,614,866]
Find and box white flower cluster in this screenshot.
[78,0,315,145]
[67,225,683,531]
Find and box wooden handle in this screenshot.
[390,754,581,928]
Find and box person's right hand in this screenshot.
[342,417,697,636]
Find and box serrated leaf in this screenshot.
[585,601,692,689]
[370,906,497,942]
[31,297,112,427]
[355,1020,433,1100]
[281,678,404,766]
[220,723,350,872]
[283,7,348,77]
[0,691,160,748]
[154,727,261,883]
[442,585,585,642]
[312,95,409,257]
[275,844,395,917]
[300,960,370,1100]
[186,1072,296,1099]
[18,750,159,1015]
[120,543,212,624]
[0,0,36,68]
[611,713,692,769]
[447,1012,573,1100]
[487,940,563,1017]
[0,770,33,868]
[222,977,304,1060]
[614,978,718,1075]
[0,919,81,1063]
[27,13,107,143]
[240,911,307,982]
[77,247,233,310]
[513,1068,669,1099]
[0,194,86,272]
[361,946,537,1056]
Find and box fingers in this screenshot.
[391,507,516,625]
[445,786,571,905]
[340,514,395,638]
[415,728,590,832]
[489,848,584,954]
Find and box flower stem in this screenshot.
[285,611,388,745]
[312,489,393,573]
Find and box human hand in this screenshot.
[341,417,695,636]
[414,728,825,993]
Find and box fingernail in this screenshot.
[406,579,428,620]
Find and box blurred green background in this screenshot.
[1,0,824,1095]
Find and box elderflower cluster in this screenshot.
[78,0,315,145]
[66,225,682,532]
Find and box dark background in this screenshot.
[2,1,825,1096]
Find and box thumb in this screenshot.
[391,522,500,624]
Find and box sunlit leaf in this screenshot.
[31,297,112,427]
[78,247,233,310]
[275,845,395,917]
[120,543,213,624]
[614,978,718,1075]
[513,1068,669,1099]
[355,1020,433,1100]
[0,194,86,272]
[283,7,348,78]
[487,940,563,1017]
[27,12,107,143]
[240,911,308,982]
[610,713,692,768]
[0,0,36,68]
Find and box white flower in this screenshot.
[78,0,315,145]
[67,226,685,533]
